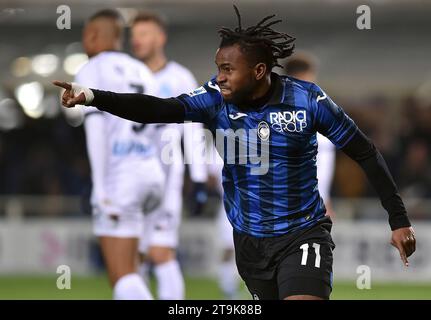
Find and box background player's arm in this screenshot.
[74,66,110,210]
[181,74,209,215]
[313,90,416,266]
[83,113,109,204]
[182,73,208,184]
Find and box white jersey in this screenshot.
[152,61,207,186]
[76,52,164,218]
[76,52,159,180]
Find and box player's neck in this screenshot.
[251,76,272,101]
[238,75,274,110]
[144,54,168,73]
[90,45,122,58]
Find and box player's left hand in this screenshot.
[391,226,416,267]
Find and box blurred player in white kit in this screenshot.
[76,9,164,299]
[131,12,208,300]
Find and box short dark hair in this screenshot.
[87,9,124,39]
[218,5,295,71]
[284,53,317,76]
[132,11,167,32]
[89,9,123,23]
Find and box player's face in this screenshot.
[131,21,166,61]
[215,44,258,104]
[82,23,97,57]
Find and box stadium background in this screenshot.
[0,0,430,299]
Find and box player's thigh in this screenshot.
[99,236,139,285]
[277,224,334,300]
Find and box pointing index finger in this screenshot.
[52,81,72,90]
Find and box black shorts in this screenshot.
[233,216,335,300]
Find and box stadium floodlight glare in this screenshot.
[14,82,44,119]
[31,54,59,77]
[63,53,88,76]
[11,57,32,78]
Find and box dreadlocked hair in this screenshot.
[218,5,295,70]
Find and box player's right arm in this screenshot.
[53,78,222,125]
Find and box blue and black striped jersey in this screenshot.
[177,73,358,237]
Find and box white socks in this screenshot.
[113,273,153,300]
[218,260,240,299]
[154,260,185,300]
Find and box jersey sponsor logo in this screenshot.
[257,121,270,141]
[269,110,307,133]
[112,141,153,156]
[188,86,207,97]
[229,112,248,120]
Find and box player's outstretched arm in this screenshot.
[341,130,416,266]
[53,81,186,123]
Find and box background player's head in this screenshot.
[82,9,124,58]
[131,11,167,63]
[284,52,319,82]
[215,5,295,104]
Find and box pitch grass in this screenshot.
[0,275,430,300]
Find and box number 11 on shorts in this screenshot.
[300,243,321,268]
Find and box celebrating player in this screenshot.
[54,6,416,300]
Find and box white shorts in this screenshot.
[138,184,182,253]
[92,159,165,238]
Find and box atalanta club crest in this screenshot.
[258,121,270,141]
